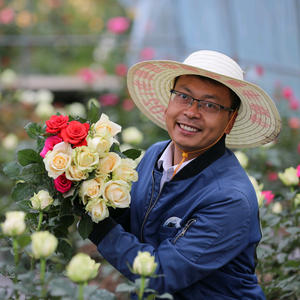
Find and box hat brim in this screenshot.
[127,60,282,148]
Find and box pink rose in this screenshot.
[282,86,293,100]
[54,174,72,193]
[99,93,119,107]
[298,143,300,155]
[40,135,63,158]
[122,99,135,111]
[297,165,300,178]
[262,190,275,205]
[106,16,130,34]
[140,47,155,60]
[289,97,299,111]
[288,117,300,129]
[267,172,278,182]
[0,7,15,24]
[115,63,128,76]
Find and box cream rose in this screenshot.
[121,126,144,145]
[85,198,109,223]
[65,165,89,181]
[30,190,53,211]
[73,146,99,172]
[103,180,131,208]
[87,135,113,156]
[1,211,26,237]
[79,177,106,205]
[66,253,100,283]
[97,152,121,174]
[31,231,58,259]
[132,251,157,277]
[93,113,121,137]
[112,158,138,182]
[44,142,72,179]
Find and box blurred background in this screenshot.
[0,0,300,298]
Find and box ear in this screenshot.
[225,112,238,134]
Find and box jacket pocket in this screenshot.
[172,219,196,244]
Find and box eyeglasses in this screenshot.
[170,89,234,117]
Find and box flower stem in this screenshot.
[40,257,46,298]
[37,210,43,231]
[13,238,19,300]
[138,276,146,300]
[78,283,84,300]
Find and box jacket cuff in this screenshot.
[88,216,117,245]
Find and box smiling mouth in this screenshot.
[179,123,200,132]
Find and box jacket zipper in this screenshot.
[172,219,196,244]
[140,171,165,243]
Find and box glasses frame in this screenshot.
[170,89,234,115]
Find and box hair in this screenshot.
[173,75,241,111]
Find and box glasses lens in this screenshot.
[170,91,221,116]
[170,91,192,108]
[200,101,221,116]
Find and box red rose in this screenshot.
[60,120,90,147]
[46,115,69,134]
[54,174,72,193]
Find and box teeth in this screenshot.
[179,124,199,132]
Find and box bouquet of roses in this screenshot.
[3,103,140,254]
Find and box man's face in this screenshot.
[165,75,236,156]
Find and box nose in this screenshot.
[184,100,202,118]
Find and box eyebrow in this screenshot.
[178,85,222,103]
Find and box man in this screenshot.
[89,50,282,299]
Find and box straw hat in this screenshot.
[127,50,282,148]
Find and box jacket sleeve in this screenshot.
[89,188,254,295]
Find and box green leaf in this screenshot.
[36,137,46,154]
[18,163,45,183]
[18,200,33,212]
[78,215,93,240]
[59,197,72,215]
[3,162,22,180]
[285,227,300,236]
[56,239,73,261]
[24,122,42,139]
[16,235,31,248]
[86,101,100,125]
[18,149,43,166]
[12,182,33,202]
[89,289,117,300]
[123,149,142,160]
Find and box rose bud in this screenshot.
[1,211,26,237]
[31,231,58,259]
[30,190,54,211]
[66,253,100,283]
[132,251,157,277]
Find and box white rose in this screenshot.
[112,158,138,182]
[2,133,19,150]
[97,152,121,174]
[132,251,157,277]
[65,165,89,181]
[66,102,86,118]
[0,69,17,87]
[35,89,54,103]
[234,151,249,169]
[93,113,121,137]
[35,102,55,120]
[44,142,72,179]
[272,202,282,214]
[103,180,131,208]
[87,135,114,157]
[72,146,99,172]
[30,190,53,211]
[79,177,106,205]
[121,126,144,145]
[1,211,26,237]
[66,253,100,283]
[278,167,299,186]
[85,198,109,223]
[31,231,58,259]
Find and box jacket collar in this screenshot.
[155,135,226,181]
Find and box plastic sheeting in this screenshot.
[119,0,300,97]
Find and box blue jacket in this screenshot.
[89,138,265,300]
